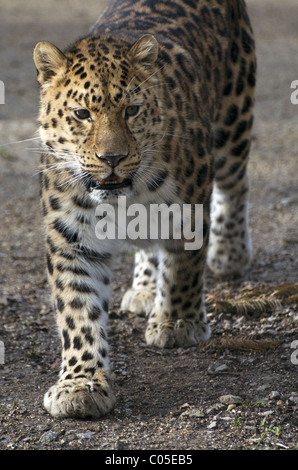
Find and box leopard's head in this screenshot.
[34,35,166,202]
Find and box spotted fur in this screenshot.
[34,0,256,418]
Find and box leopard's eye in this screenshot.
[73,108,92,121]
[125,105,140,118]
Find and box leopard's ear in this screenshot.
[33,42,68,86]
[128,35,159,68]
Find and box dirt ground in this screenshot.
[0,0,297,451]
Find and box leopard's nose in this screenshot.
[95,153,128,168]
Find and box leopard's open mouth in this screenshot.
[85,173,132,191]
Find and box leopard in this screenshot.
[33,0,256,419]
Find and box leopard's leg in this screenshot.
[145,243,210,348]
[208,41,256,277]
[121,248,158,316]
[144,117,214,348]
[44,247,116,419]
[42,187,116,418]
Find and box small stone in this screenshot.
[220,416,233,421]
[180,403,191,409]
[207,363,229,375]
[227,404,237,412]
[115,439,127,450]
[257,384,271,391]
[269,391,280,399]
[206,403,225,414]
[281,197,295,206]
[219,395,243,405]
[76,431,95,440]
[244,425,257,433]
[289,394,298,405]
[207,420,217,429]
[215,364,229,373]
[39,431,60,444]
[259,410,274,416]
[276,443,289,449]
[180,408,205,419]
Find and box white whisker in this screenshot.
[0,136,41,148]
[132,64,166,94]
[133,82,166,96]
[34,163,76,177]
[153,131,188,139]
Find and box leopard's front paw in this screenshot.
[145,318,210,349]
[121,288,155,316]
[44,370,115,419]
